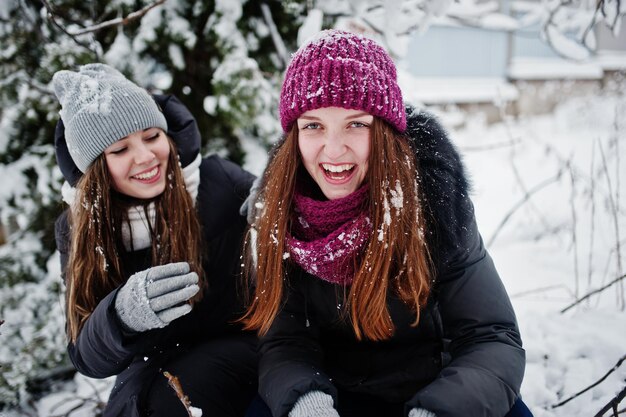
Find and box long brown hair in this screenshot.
[65,137,203,342]
[242,118,431,341]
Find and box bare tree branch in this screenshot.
[569,164,580,298]
[487,171,563,247]
[594,386,626,417]
[588,139,597,293]
[552,354,626,409]
[510,284,574,299]
[69,0,167,36]
[260,3,289,69]
[598,137,624,309]
[561,273,626,313]
[459,138,521,152]
[41,0,98,57]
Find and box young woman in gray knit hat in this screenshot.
[52,63,258,417]
[242,30,533,417]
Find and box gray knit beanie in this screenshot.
[52,63,168,172]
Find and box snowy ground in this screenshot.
[3,89,625,416]
[452,92,626,417]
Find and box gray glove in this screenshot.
[239,175,263,225]
[114,262,199,332]
[288,391,340,417]
[409,408,436,417]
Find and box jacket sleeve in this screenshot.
[406,107,524,416]
[67,289,148,378]
[55,213,156,378]
[407,204,525,417]
[258,280,338,417]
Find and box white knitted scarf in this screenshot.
[62,154,201,251]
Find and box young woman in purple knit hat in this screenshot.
[241,30,534,417]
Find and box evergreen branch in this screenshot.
[593,386,626,417]
[552,354,626,409]
[560,274,626,313]
[69,0,167,36]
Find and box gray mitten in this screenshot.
[114,262,199,332]
[408,408,436,417]
[239,175,263,225]
[288,391,340,417]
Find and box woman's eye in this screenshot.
[145,132,160,141]
[109,147,127,155]
[300,123,320,130]
[350,121,369,128]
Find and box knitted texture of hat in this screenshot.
[279,29,406,133]
[52,63,168,172]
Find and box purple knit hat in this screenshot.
[279,29,406,133]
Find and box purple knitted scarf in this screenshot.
[286,185,372,285]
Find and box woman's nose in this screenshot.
[323,133,347,159]
[133,144,155,165]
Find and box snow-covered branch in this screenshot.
[305,0,625,60]
[69,0,167,36]
[43,0,166,38]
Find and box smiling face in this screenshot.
[104,128,170,199]
[297,107,372,200]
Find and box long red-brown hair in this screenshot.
[65,137,204,342]
[242,118,431,341]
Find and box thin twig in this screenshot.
[163,371,196,417]
[70,0,167,36]
[593,385,626,417]
[41,0,97,57]
[569,162,580,298]
[581,0,604,50]
[260,3,289,69]
[487,171,562,247]
[552,354,626,409]
[598,139,624,309]
[505,117,554,234]
[561,273,626,313]
[613,112,623,308]
[588,139,597,295]
[459,138,521,152]
[510,284,574,299]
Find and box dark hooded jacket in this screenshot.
[54,95,256,417]
[258,107,525,417]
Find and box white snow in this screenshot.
[508,57,604,80]
[398,69,519,104]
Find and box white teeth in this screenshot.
[132,167,158,180]
[322,164,354,173]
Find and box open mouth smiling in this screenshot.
[321,163,356,180]
[131,166,159,181]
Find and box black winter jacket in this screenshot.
[54,95,256,417]
[258,108,525,417]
